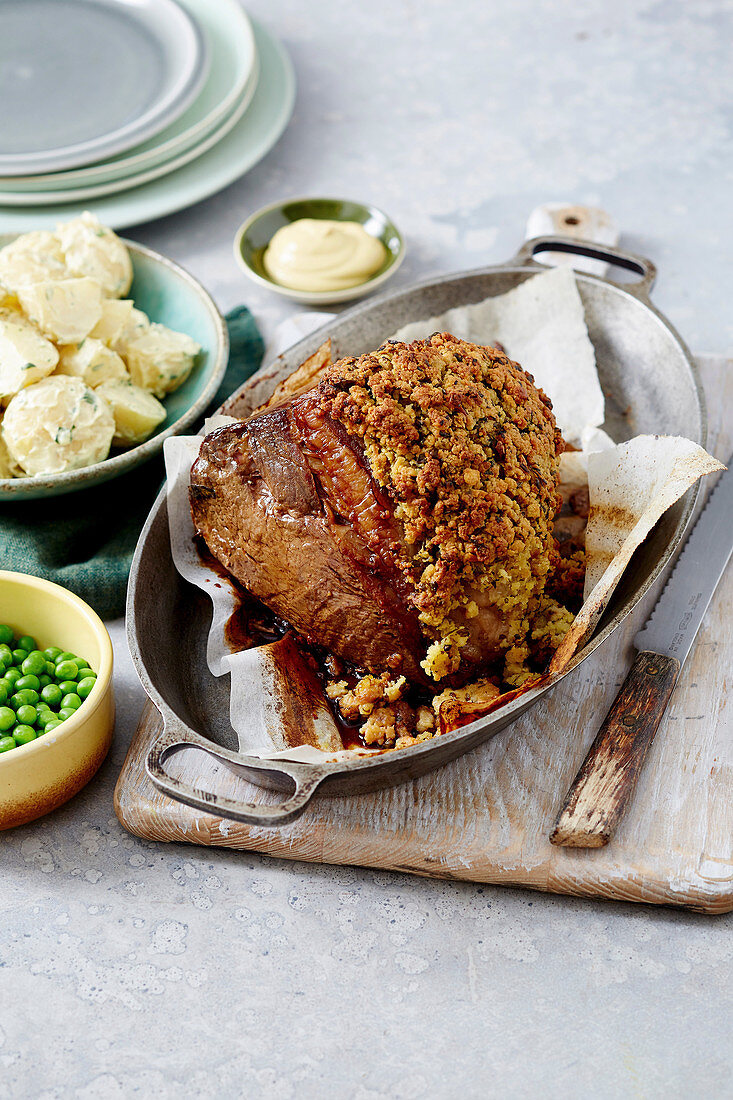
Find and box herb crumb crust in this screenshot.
[320,332,565,679]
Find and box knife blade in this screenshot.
[550,455,732,848]
[633,458,733,663]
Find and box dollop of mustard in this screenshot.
[263,218,386,292]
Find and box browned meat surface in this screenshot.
[190,396,428,681]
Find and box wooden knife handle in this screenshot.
[550,651,680,848]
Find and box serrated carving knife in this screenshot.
[550,456,732,848]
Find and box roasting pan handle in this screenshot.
[513,235,657,298]
[145,717,326,827]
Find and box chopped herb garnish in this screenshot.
[21,362,36,371]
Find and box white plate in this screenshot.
[0,0,209,175]
[0,0,256,193]
[0,19,295,232]
[0,56,260,205]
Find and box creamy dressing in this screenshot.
[263,218,386,292]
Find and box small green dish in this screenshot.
[0,237,228,501]
[233,196,405,305]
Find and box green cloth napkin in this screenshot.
[0,306,264,620]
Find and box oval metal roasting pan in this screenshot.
[127,238,706,826]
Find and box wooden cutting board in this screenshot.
[114,356,733,914]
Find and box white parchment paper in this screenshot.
[393,267,604,446]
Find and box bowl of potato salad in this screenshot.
[0,214,228,500]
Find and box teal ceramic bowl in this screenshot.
[234,196,405,305]
[0,238,228,501]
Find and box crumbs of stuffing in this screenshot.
[319,332,563,679]
[326,667,522,749]
[501,593,575,686]
[325,671,437,748]
[326,672,407,721]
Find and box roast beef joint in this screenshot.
[190,333,585,750]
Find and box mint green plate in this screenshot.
[0,20,295,233]
[234,196,405,305]
[0,239,228,501]
[0,0,256,192]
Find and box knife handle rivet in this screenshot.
[622,715,638,728]
[647,665,659,675]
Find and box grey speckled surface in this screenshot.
[2,1,732,1096]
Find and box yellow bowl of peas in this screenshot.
[0,570,114,829]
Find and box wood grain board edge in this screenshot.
[113,701,733,915]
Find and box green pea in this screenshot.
[56,680,78,696]
[3,668,21,686]
[36,709,57,728]
[75,657,90,670]
[0,683,7,706]
[17,636,36,652]
[11,648,28,665]
[45,661,56,676]
[43,720,61,732]
[61,693,82,711]
[13,724,36,745]
[58,708,76,721]
[16,674,40,692]
[16,704,36,725]
[56,652,77,664]
[11,689,38,708]
[55,660,78,681]
[0,707,15,731]
[44,646,62,660]
[0,734,15,752]
[0,644,12,664]
[21,651,47,677]
[77,676,97,700]
[41,683,63,707]
[0,626,14,646]
[39,674,51,688]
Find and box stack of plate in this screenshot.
[0,0,295,232]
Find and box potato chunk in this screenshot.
[120,322,200,398]
[0,231,68,292]
[56,212,133,298]
[2,376,114,475]
[89,298,134,346]
[57,338,129,387]
[0,308,59,401]
[96,379,166,446]
[17,277,102,344]
[110,305,150,351]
